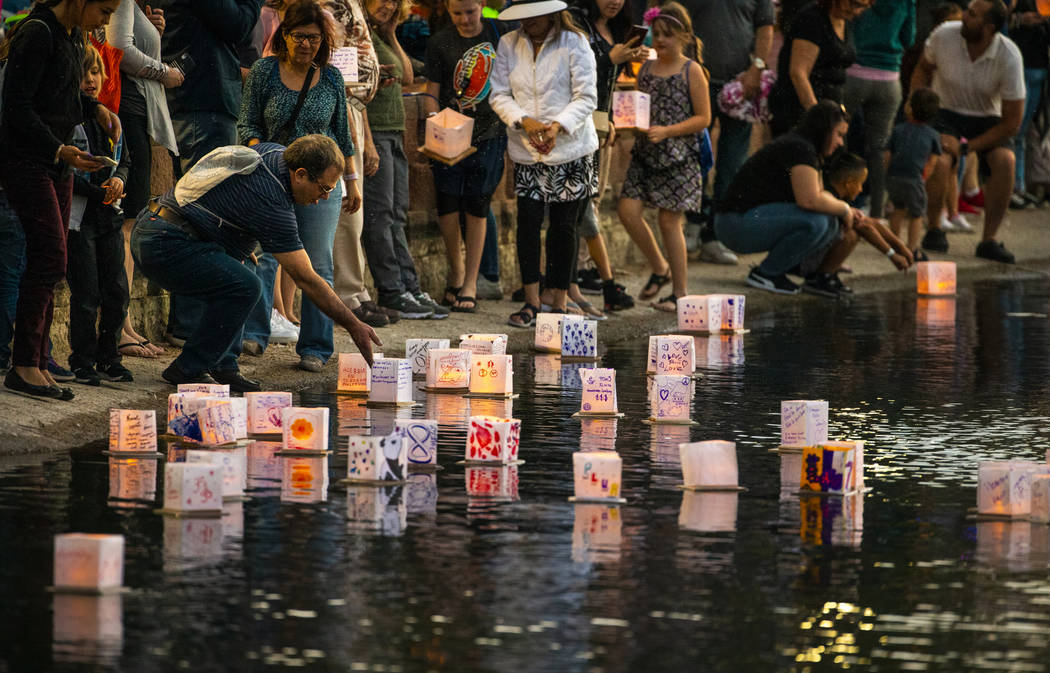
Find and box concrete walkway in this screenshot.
[2,207,1048,455]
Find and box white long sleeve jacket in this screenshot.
[490,27,599,166]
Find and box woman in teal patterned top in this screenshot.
[237,0,360,373]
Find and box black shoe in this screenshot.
[511,286,525,302]
[975,239,1015,264]
[46,357,75,382]
[602,280,635,311]
[4,369,64,399]
[747,268,800,295]
[98,362,134,382]
[365,300,401,324]
[211,369,261,393]
[352,302,389,328]
[802,273,845,298]
[73,366,102,386]
[162,362,219,387]
[922,228,949,253]
[577,268,603,295]
[380,292,433,320]
[50,385,75,401]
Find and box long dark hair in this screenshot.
[271,0,334,67]
[0,0,93,60]
[574,0,634,43]
[793,100,850,155]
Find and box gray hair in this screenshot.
[283,134,344,177]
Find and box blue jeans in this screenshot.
[131,211,259,375]
[479,209,500,281]
[714,203,838,276]
[243,179,342,362]
[0,190,25,369]
[1015,68,1047,191]
[361,132,420,303]
[710,81,754,207]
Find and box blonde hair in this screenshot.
[368,0,410,26]
[83,43,108,86]
[650,1,703,65]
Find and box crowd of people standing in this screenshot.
[0,0,1047,399]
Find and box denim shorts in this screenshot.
[432,135,507,217]
[886,176,927,217]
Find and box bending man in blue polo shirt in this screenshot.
[131,135,381,392]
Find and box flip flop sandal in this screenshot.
[141,339,166,355]
[451,295,477,313]
[651,293,679,313]
[117,341,156,358]
[441,285,462,307]
[507,303,540,328]
[639,272,671,300]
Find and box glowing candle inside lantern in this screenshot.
[916,261,956,296]
[469,354,514,395]
[426,348,472,389]
[53,534,124,591]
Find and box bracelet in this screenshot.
[344,173,359,182]
[885,248,897,258]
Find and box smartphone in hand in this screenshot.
[624,24,648,46]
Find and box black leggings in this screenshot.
[516,196,587,290]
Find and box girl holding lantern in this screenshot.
[616,2,711,313]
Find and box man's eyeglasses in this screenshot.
[310,173,338,196]
[288,32,323,45]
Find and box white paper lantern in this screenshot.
[186,447,246,499]
[424,107,474,159]
[53,534,124,592]
[561,317,597,359]
[679,440,738,490]
[1032,475,1050,524]
[571,504,622,563]
[978,461,1032,517]
[394,418,439,468]
[107,458,158,504]
[176,383,229,397]
[166,392,204,440]
[281,456,330,503]
[245,392,293,434]
[196,401,239,445]
[646,336,660,374]
[780,400,829,448]
[346,485,406,536]
[654,335,696,375]
[345,431,408,482]
[280,407,330,453]
[649,375,693,422]
[676,295,722,333]
[163,463,223,513]
[459,333,507,355]
[425,348,472,390]
[611,90,650,130]
[108,410,158,453]
[369,357,414,405]
[800,444,861,495]
[534,313,563,352]
[466,415,521,464]
[465,464,519,500]
[916,261,956,296]
[469,354,514,396]
[678,492,738,532]
[406,338,450,376]
[713,294,746,331]
[578,368,618,415]
[52,593,122,664]
[337,352,376,394]
[572,450,623,501]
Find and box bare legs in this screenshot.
[120,218,161,356]
[437,211,485,307]
[617,198,687,300]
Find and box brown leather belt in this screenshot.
[147,201,189,228]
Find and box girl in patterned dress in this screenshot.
[616,2,710,312]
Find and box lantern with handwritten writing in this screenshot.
[459,333,508,355]
[561,317,597,359]
[369,357,414,405]
[108,410,157,453]
[186,447,246,499]
[578,367,618,415]
[280,407,330,452]
[978,461,1032,517]
[466,415,521,464]
[572,504,622,563]
[338,352,377,394]
[800,444,860,495]
[534,313,563,352]
[469,354,514,396]
[654,335,696,374]
[916,261,956,296]
[346,431,407,482]
[281,455,329,503]
[177,383,229,398]
[611,90,650,130]
[572,450,623,501]
[678,491,738,532]
[676,295,722,333]
[163,462,223,513]
[346,485,406,536]
[649,375,693,422]
[53,534,124,592]
[245,392,293,434]
[406,338,449,376]
[394,418,439,468]
[196,401,239,445]
[780,400,828,448]
[679,440,738,490]
[425,348,471,390]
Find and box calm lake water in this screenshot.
[3,277,1050,672]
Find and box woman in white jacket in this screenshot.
[490,0,598,328]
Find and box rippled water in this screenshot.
[4,277,1050,672]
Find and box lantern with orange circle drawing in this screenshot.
[280,407,330,453]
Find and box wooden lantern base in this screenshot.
[676,484,748,493]
[418,145,477,166]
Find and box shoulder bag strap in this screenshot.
[272,62,317,145]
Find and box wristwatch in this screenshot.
[750,55,766,70]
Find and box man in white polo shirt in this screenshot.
[911,0,1025,263]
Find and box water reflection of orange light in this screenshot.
[916,261,956,296]
[52,594,123,665]
[916,297,956,326]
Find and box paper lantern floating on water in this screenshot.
[465,415,522,465]
[611,90,650,131]
[653,335,696,375]
[713,294,746,331]
[978,461,1038,518]
[561,316,598,360]
[177,383,229,398]
[368,357,414,406]
[571,450,625,503]
[344,431,408,483]
[280,407,330,454]
[468,354,514,398]
[108,458,158,506]
[534,313,564,352]
[916,261,956,296]
[406,338,450,376]
[244,392,293,435]
[679,440,742,491]
[281,456,330,504]
[459,333,507,355]
[424,107,474,160]
[185,447,247,500]
[346,485,406,536]
[161,462,224,515]
[1032,475,1050,524]
[196,399,246,445]
[53,533,124,593]
[571,504,622,563]
[337,352,380,394]
[394,418,439,469]
[52,593,123,665]
[800,492,864,547]
[108,409,158,455]
[677,295,722,333]
[425,348,472,391]
[800,443,862,496]
[577,367,620,416]
[465,464,520,501]
[780,400,828,449]
[167,393,203,440]
[678,491,738,533]
[647,375,695,424]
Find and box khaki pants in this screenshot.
[332,104,371,308]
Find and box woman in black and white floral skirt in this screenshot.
[490,0,598,328]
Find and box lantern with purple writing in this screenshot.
[368,358,414,405]
[245,392,293,434]
[676,295,722,333]
[800,444,860,496]
[108,409,158,453]
[780,400,828,448]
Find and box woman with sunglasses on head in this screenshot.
[768,0,871,137]
[238,0,361,374]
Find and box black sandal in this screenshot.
[441,285,462,307]
[451,295,477,313]
[508,303,540,328]
[639,271,671,300]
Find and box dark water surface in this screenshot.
[4,277,1050,672]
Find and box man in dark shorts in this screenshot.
[131,135,381,392]
[911,0,1025,263]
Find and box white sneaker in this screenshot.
[699,239,739,265]
[948,213,973,232]
[684,222,702,253]
[269,309,298,344]
[939,212,956,232]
